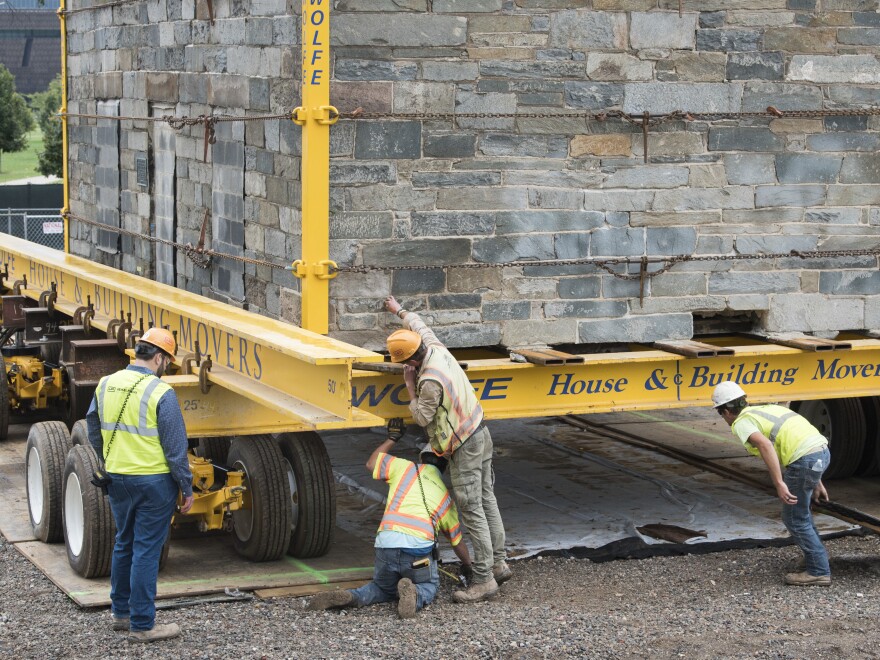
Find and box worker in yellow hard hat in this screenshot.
[85,327,193,641]
[713,381,831,586]
[384,296,510,604]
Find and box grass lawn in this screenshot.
[0,129,44,184]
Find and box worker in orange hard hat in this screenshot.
[384,295,510,605]
[85,325,193,642]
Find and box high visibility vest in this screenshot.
[419,346,483,456]
[733,404,828,467]
[96,369,173,475]
[373,453,462,546]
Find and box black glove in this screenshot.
[387,418,405,443]
[460,563,474,589]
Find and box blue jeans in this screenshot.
[349,547,439,611]
[781,447,831,577]
[107,473,178,631]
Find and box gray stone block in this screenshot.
[696,29,761,51]
[804,208,861,225]
[354,122,421,159]
[335,59,418,81]
[479,134,568,158]
[391,269,445,295]
[473,235,555,263]
[564,82,625,109]
[437,187,528,210]
[624,83,744,113]
[742,82,824,112]
[776,154,843,184]
[496,211,604,234]
[807,132,880,152]
[709,128,785,152]
[424,134,476,158]
[483,301,531,321]
[723,154,777,185]
[434,0,502,11]
[756,185,826,207]
[578,313,693,343]
[333,15,467,46]
[529,188,584,210]
[735,235,818,254]
[840,154,880,184]
[502,319,578,348]
[347,184,436,212]
[824,116,869,132]
[591,227,646,257]
[584,190,655,211]
[604,166,689,189]
[363,239,471,267]
[455,91,517,130]
[410,212,496,236]
[764,294,864,333]
[827,185,880,206]
[554,233,591,260]
[330,162,397,185]
[789,55,880,84]
[412,171,501,188]
[558,277,601,299]
[727,52,784,80]
[393,81,454,114]
[647,227,697,255]
[428,294,482,311]
[838,27,880,46]
[549,10,627,49]
[651,272,707,297]
[545,300,628,319]
[653,187,753,211]
[479,60,586,80]
[709,272,800,294]
[331,212,394,240]
[433,323,501,349]
[820,270,880,295]
[630,12,697,49]
[421,61,479,81]
[586,53,653,81]
[700,11,725,28]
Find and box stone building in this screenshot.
[65,1,880,351]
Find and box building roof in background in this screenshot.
[0,9,60,94]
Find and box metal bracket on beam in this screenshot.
[652,340,736,358]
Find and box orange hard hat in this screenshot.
[387,329,422,363]
[139,327,177,357]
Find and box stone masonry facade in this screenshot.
[65,0,880,351]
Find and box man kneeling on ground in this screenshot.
[308,419,472,618]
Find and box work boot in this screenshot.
[784,571,831,586]
[397,578,418,619]
[493,560,513,585]
[307,590,355,611]
[128,623,181,643]
[453,577,499,603]
[111,615,130,631]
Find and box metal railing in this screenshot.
[0,208,64,250]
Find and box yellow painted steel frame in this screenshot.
[176,454,245,530]
[6,356,63,410]
[351,339,880,420]
[293,0,336,335]
[57,1,70,254]
[0,235,385,436]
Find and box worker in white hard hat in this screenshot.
[712,381,831,586]
[384,295,510,604]
[86,327,193,641]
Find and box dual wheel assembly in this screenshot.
[25,422,335,578]
[791,396,880,479]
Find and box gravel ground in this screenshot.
[2,533,880,659]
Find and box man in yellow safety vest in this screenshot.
[383,295,510,604]
[307,420,472,617]
[713,381,831,586]
[86,327,194,642]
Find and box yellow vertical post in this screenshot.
[57,1,70,254]
[293,0,337,335]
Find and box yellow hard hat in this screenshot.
[386,329,422,363]
[139,327,177,357]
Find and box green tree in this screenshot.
[33,74,64,178]
[0,64,35,173]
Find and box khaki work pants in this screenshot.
[449,426,507,584]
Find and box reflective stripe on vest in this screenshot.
[419,347,483,456]
[377,462,449,542]
[97,369,173,475]
[734,404,827,467]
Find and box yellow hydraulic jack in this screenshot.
[176,453,247,533]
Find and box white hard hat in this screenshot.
[712,381,746,408]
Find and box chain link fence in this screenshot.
[0,209,64,250]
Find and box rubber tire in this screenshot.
[196,437,231,464]
[277,432,336,558]
[63,444,115,578]
[70,419,90,447]
[790,398,865,480]
[26,421,73,542]
[856,396,880,477]
[228,435,292,562]
[0,355,8,441]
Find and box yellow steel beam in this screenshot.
[294,0,335,335]
[351,340,880,420]
[57,2,70,253]
[0,235,384,431]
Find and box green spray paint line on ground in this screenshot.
[625,410,738,444]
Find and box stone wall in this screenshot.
[65,0,880,351]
